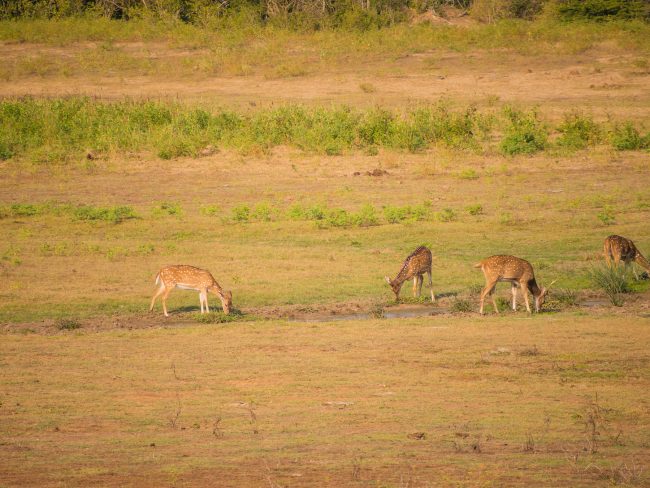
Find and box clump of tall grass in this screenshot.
[556,112,601,150]
[450,298,473,313]
[610,122,650,151]
[73,205,138,223]
[382,202,431,224]
[588,264,631,306]
[500,107,548,155]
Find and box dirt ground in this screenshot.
[1,42,648,120]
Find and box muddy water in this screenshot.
[292,305,449,323]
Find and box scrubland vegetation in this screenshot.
[1,1,649,486]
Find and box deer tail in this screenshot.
[155,272,161,286]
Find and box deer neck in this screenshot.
[528,278,542,297]
[209,284,225,298]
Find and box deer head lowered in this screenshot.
[474,255,555,314]
[150,265,232,317]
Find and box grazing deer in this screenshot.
[474,255,555,314]
[385,246,435,302]
[150,265,232,317]
[603,235,650,279]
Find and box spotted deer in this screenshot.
[150,265,232,317]
[474,255,555,314]
[603,235,650,279]
[385,246,435,302]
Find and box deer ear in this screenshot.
[385,276,391,284]
[547,279,557,290]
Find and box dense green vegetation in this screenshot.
[1,98,647,163]
[3,0,648,26]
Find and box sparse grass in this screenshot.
[450,297,473,313]
[72,205,138,224]
[191,310,247,324]
[55,318,81,330]
[553,288,580,307]
[2,315,648,486]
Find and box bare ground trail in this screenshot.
[1,41,648,119]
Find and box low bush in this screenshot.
[73,205,138,223]
[500,107,548,155]
[556,113,601,150]
[610,122,650,151]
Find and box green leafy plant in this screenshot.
[500,107,548,155]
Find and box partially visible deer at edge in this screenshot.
[385,246,435,302]
[603,234,650,279]
[150,265,232,317]
[474,255,555,314]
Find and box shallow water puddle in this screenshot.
[291,305,449,323]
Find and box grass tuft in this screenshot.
[588,265,631,306]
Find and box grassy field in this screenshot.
[2,315,649,486]
[1,15,650,487]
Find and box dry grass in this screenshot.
[1,315,648,486]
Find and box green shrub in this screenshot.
[231,204,250,222]
[556,113,601,149]
[610,122,650,151]
[450,298,473,313]
[251,202,274,221]
[56,318,81,330]
[555,0,650,22]
[500,107,548,155]
[436,208,456,222]
[383,202,431,223]
[73,205,138,223]
[588,264,631,306]
[466,204,483,215]
[596,205,616,225]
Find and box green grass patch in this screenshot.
[1,98,648,163]
[191,309,249,324]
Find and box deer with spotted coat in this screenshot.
[474,255,555,315]
[385,246,435,302]
[150,265,232,317]
[603,235,650,279]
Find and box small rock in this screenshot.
[199,145,218,157]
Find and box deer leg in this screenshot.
[490,287,500,315]
[511,283,518,311]
[150,284,165,312]
[479,282,496,315]
[427,270,435,302]
[417,274,423,297]
[161,287,172,317]
[522,285,532,314]
[203,289,210,313]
